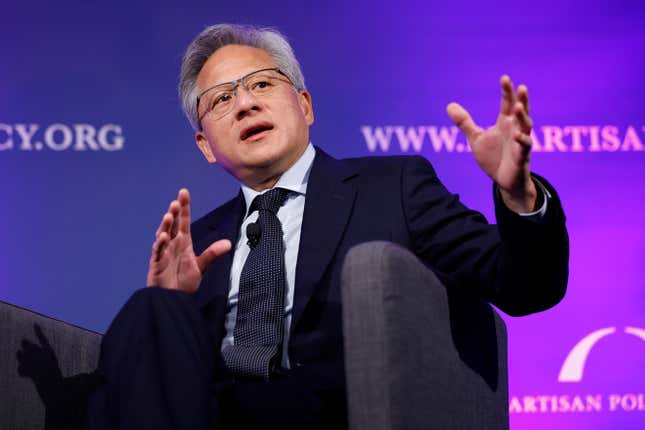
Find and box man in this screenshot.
[86,24,568,430]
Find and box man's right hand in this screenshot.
[146,188,232,293]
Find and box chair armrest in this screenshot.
[341,241,509,430]
[0,300,102,429]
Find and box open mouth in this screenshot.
[240,123,274,141]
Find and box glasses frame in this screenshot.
[196,67,294,130]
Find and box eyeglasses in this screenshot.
[196,67,294,128]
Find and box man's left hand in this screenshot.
[446,75,537,213]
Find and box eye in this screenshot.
[215,93,233,104]
[251,80,272,91]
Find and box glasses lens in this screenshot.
[243,70,286,97]
[198,68,292,124]
[199,83,236,121]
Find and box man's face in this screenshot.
[195,44,314,189]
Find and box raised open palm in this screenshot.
[447,75,537,212]
[146,189,231,293]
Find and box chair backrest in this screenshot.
[0,300,102,429]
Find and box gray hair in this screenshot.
[179,23,306,130]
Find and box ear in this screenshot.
[195,131,217,164]
[298,90,315,126]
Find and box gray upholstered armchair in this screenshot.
[0,241,508,429]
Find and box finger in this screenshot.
[168,200,181,238]
[500,75,517,116]
[155,212,174,240]
[512,134,532,168]
[146,243,168,285]
[514,130,533,151]
[446,102,482,143]
[196,239,232,274]
[177,188,191,235]
[514,102,533,134]
[517,84,530,116]
[151,231,170,262]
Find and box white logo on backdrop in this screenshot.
[558,326,645,383]
[509,326,645,414]
[0,123,124,152]
[360,125,645,153]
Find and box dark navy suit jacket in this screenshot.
[190,147,568,399]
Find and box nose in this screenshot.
[234,84,261,120]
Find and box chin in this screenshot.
[247,136,293,161]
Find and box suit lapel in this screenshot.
[292,148,357,329]
[193,193,245,310]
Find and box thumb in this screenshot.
[196,239,232,273]
[446,102,481,143]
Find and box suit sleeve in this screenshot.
[401,156,569,316]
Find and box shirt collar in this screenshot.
[241,143,316,217]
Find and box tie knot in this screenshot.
[251,188,290,214]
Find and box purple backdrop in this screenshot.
[2,0,644,427]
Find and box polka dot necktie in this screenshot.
[222,187,290,380]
